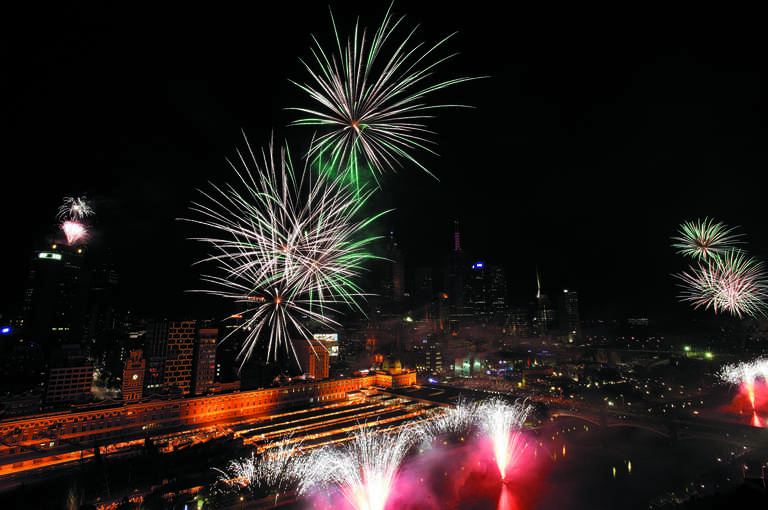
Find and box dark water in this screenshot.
[535,419,763,510]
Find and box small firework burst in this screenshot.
[671,218,742,260]
[57,196,94,221]
[61,220,88,245]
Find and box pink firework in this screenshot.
[720,358,768,427]
[476,399,532,481]
[61,220,87,245]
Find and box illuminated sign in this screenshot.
[314,333,339,357]
[38,252,62,260]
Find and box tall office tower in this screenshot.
[424,336,443,375]
[467,262,509,326]
[413,266,435,312]
[121,349,145,400]
[379,231,405,306]
[560,289,581,342]
[506,306,532,337]
[444,220,469,332]
[294,337,330,380]
[163,321,196,394]
[143,320,169,395]
[533,269,554,336]
[85,260,121,345]
[193,328,217,395]
[489,265,509,324]
[468,262,489,323]
[20,244,90,353]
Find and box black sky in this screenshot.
[3,3,767,324]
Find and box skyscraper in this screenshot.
[193,328,217,395]
[20,244,89,352]
[560,289,581,343]
[163,321,196,395]
[533,269,554,336]
[444,220,470,332]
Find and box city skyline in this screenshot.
[4,4,767,326]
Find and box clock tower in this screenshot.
[122,349,146,401]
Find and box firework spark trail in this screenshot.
[183,136,386,370]
[289,4,479,186]
[216,438,307,500]
[299,424,417,510]
[671,217,743,261]
[61,220,87,245]
[476,398,532,481]
[416,398,481,441]
[674,250,768,318]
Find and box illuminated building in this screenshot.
[0,372,415,472]
[20,244,89,351]
[163,321,196,395]
[560,289,581,342]
[121,350,145,401]
[193,328,217,395]
[468,262,508,326]
[294,337,330,380]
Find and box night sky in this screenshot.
[4,3,767,325]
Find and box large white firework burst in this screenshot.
[719,357,768,386]
[184,135,386,370]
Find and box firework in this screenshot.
[61,220,87,245]
[216,437,306,499]
[720,358,768,386]
[289,5,478,185]
[184,136,385,370]
[299,424,416,510]
[476,398,532,481]
[671,218,742,260]
[720,358,768,427]
[57,196,94,221]
[674,250,768,318]
[417,398,480,441]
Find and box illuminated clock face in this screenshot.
[132,374,139,380]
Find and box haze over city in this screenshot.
[2,2,768,509]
